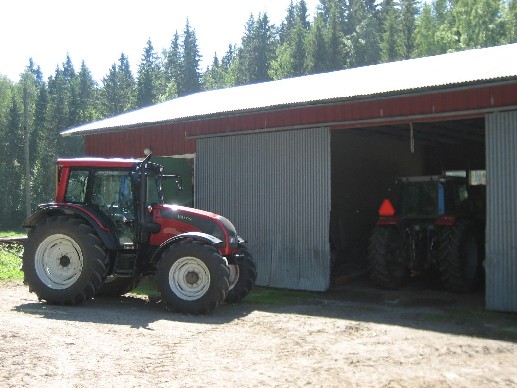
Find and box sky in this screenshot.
[1,0,320,83]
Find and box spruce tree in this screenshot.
[202,54,229,90]
[279,1,297,44]
[163,32,182,99]
[399,0,418,59]
[31,82,54,207]
[136,39,163,108]
[452,0,511,49]
[414,4,440,57]
[117,54,136,111]
[325,1,347,70]
[380,0,403,62]
[270,7,309,79]
[234,13,276,85]
[102,53,135,116]
[305,13,328,74]
[348,0,381,67]
[181,19,202,96]
[0,90,24,226]
[77,61,98,124]
[101,64,120,116]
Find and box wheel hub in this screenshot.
[185,270,200,285]
[60,255,71,267]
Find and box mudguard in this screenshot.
[151,231,223,264]
[23,204,119,250]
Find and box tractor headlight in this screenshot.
[217,216,238,248]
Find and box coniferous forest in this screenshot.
[1,0,516,229]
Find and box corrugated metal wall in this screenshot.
[485,110,517,312]
[195,128,331,291]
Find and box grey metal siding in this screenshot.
[195,128,331,291]
[486,110,517,312]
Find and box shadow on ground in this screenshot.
[12,277,517,342]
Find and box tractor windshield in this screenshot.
[399,181,439,218]
[397,177,469,218]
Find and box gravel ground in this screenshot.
[1,280,516,387]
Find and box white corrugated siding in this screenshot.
[485,110,517,312]
[195,128,331,291]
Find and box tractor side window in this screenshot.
[65,170,89,203]
[92,170,135,245]
[92,170,133,213]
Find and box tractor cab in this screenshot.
[56,156,181,247]
[378,175,481,225]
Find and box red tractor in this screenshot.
[22,155,257,314]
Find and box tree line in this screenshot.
[0,0,516,229]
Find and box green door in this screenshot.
[154,156,194,207]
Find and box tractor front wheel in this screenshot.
[367,226,409,289]
[225,246,257,303]
[156,240,230,314]
[22,215,109,305]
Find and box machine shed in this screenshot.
[63,44,517,312]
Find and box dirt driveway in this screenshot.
[1,279,516,387]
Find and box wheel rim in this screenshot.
[228,264,239,291]
[35,234,83,289]
[169,256,211,300]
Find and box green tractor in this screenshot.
[368,175,485,292]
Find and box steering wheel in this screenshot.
[91,193,108,211]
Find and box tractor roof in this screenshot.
[57,157,142,169]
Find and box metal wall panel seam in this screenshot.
[485,110,517,312]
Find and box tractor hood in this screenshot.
[149,204,239,248]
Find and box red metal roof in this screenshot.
[64,44,517,139]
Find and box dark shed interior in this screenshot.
[330,117,486,274]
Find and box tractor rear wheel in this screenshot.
[155,240,230,314]
[437,220,482,292]
[22,215,109,305]
[96,276,142,297]
[367,226,409,289]
[225,246,257,303]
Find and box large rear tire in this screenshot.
[225,246,257,303]
[367,226,409,289]
[22,215,109,305]
[437,220,482,292]
[155,240,230,314]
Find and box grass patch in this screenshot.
[0,230,26,237]
[132,277,160,297]
[244,287,315,305]
[0,245,24,282]
[131,280,314,306]
[0,230,26,283]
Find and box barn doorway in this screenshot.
[330,118,486,283]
